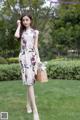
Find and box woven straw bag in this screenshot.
[35,62,48,83]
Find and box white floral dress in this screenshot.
[18,27,40,85]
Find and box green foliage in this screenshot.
[0,59,80,81]
[6,57,19,64]
[0,64,21,81]
[46,59,80,80]
[0,57,8,64]
[0,0,80,60]
[0,49,19,58]
[50,2,80,55]
[0,0,52,60]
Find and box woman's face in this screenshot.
[22,16,31,28]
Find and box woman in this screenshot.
[14,13,40,120]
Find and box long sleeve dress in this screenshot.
[18,27,40,85]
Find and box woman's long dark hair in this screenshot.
[18,13,33,40]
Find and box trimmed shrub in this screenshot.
[0,64,21,81]
[6,57,19,64]
[0,57,8,64]
[46,59,80,80]
[0,59,80,81]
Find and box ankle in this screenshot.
[33,110,38,114]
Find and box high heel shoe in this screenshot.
[26,105,32,113]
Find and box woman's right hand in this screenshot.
[14,20,21,38]
[17,20,21,27]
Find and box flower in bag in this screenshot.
[38,62,46,71]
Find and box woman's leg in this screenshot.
[26,89,32,113]
[27,85,40,120]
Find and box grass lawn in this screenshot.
[0,79,80,120]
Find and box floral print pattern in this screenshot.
[18,27,40,85]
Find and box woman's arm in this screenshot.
[14,20,21,38]
[34,30,41,63]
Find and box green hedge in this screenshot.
[6,57,19,64]
[0,59,80,81]
[0,64,21,81]
[46,59,80,80]
[0,57,19,64]
[0,57,8,64]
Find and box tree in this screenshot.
[0,0,52,59]
[50,0,80,56]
